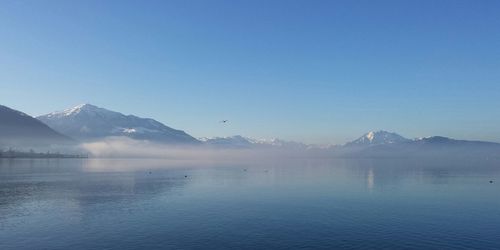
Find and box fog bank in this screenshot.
[81,137,311,160]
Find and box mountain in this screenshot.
[0,105,74,147]
[37,104,199,144]
[250,138,309,149]
[345,130,410,147]
[200,135,308,149]
[340,132,500,158]
[200,136,254,148]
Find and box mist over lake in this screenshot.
[1,158,499,250]
[2,1,500,249]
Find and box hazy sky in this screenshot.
[1,0,499,144]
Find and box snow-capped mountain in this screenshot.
[0,104,74,147]
[345,130,410,147]
[250,138,309,149]
[199,136,254,148]
[37,104,199,144]
[338,132,500,158]
[200,135,309,149]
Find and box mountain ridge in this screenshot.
[37,104,200,144]
[345,130,411,147]
[0,105,74,147]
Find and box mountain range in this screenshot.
[1,103,499,158]
[338,131,500,158]
[37,104,199,144]
[199,135,308,149]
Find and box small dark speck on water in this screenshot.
[184,175,188,178]
[490,180,493,183]
[243,169,247,171]
[149,171,152,174]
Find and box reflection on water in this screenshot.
[1,158,500,249]
[367,167,374,191]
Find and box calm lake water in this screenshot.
[1,158,499,249]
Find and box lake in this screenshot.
[1,158,499,249]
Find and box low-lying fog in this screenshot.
[81,137,311,160]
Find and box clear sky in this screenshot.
[1,0,499,144]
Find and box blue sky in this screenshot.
[1,0,499,144]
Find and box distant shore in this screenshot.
[0,150,88,159]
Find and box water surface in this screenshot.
[1,158,499,249]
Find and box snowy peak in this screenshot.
[64,103,95,114]
[366,131,376,142]
[69,103,101,113]
[250,138,308,149]
[46,103,88,117]
[200,135,254,148]
[44,103,120,118]
[200,135,309,149]
[37,104,199,144]
[346,130,410,146]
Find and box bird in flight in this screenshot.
[220,120,228,123]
